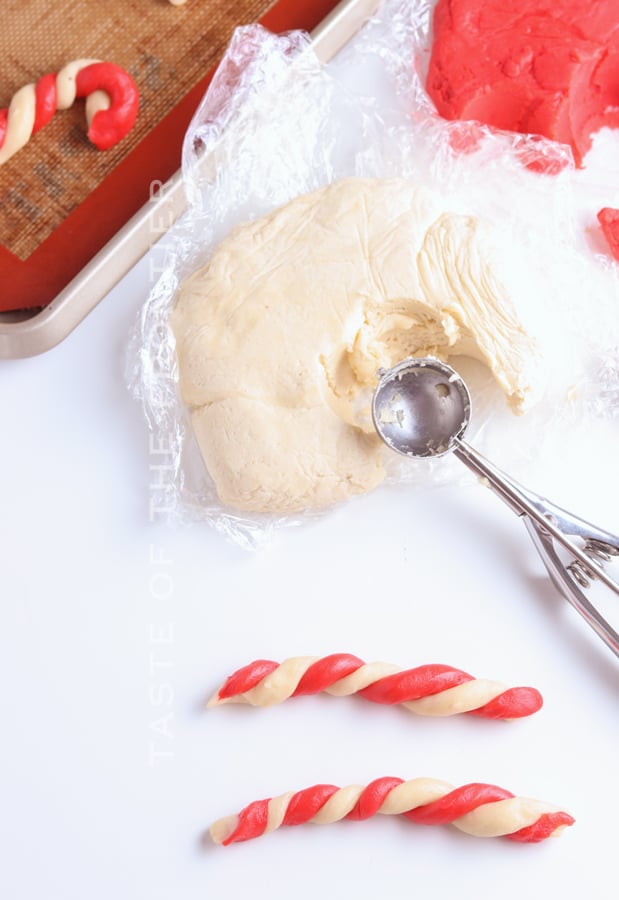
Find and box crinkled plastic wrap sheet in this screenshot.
[130,0,619,549]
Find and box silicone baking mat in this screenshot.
[0,0,341,311]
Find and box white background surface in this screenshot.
[2,3,619,899]
[2,240,619,900]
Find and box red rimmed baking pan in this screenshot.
[0,0,380,358]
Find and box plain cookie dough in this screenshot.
[171,177,542,513]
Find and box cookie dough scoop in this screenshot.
[372,357,619,659]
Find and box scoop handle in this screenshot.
[523,516,619,658]
[453,439,619,598]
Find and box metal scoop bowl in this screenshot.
[372,357,619,658]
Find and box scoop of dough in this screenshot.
[171,177,542,513]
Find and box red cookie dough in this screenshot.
[75,62,140,151]
[597,207,619,260]
[426,0,619,169]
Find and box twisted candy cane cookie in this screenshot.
[210,777,574,845]
[208,654,543,719]
[0,60,139,165]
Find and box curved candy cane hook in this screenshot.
[0,59,139,165]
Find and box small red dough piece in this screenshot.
[597,208,619,261]
[0,108,7,147]
[216,659,279,701]
[404,783,515,826]
[222,798,270,845]
[75,62,139,150]
[359,664,473,705]
[292,653,365,696]
[346,777,405,821]
[282,785,340,826]
[32,73,57,133]
[507,811,576,843]
[468,686,544,720]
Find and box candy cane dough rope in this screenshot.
[0,60,139,165]
[208,654,543,719]
[209,777,575,845]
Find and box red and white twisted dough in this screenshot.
[208,654,543,719]
[0,59,139,165]
[210,777,574,845]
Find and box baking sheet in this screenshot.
[2,0,281,261]
[0,0,372,358]
[0,0,348,326]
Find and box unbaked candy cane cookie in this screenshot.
[208,654,543,719]
[210,777,574,845]
[0,60,139,165]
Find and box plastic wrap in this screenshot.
[129,0,619,549]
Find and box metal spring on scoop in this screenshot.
[567,540,619,588]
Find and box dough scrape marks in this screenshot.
[172,178,544,514]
